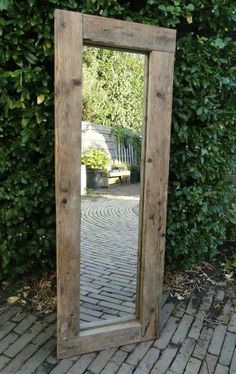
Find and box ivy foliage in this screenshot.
[0,0,236,279]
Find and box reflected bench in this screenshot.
[101,170,131,188]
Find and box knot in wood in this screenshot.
[156,91,164,99]
[72,79,82,86]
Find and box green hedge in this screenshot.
[0,0,236,279]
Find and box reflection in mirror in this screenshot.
[80,47,145,327]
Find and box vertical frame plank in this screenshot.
[55,10,83,352]
[139,51,175,340]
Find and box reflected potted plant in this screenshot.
[82,149,111,190]
[130,164,140,184]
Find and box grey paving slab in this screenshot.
[199,353,218,374]
[192,326,213,360]
[184,356,202,374]
[133,347,160,373]
[208,324,227,356]
[219,332,236,366]
[154,316,179,349]
[125,340,153,366]
[171,314,194,345]
[170,338,196,374]
[230,348,236,373]
[67,353,96,374]
[150,346,179,374]
[228,313,236,333]
[88,348,117,374]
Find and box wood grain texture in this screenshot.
[83,14,176,53]
[55,9,176,357]
[55,9,82,354]
[139,51,175,340]
[58,321,141,357]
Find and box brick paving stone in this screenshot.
[116,363,134,374]
[173,300,188,319]
[228,313,236,333]
[133,347,160,374]
[186,297,200,315]
[49,358,75,374]
[171,315,194,345]
[80,306,103,318]
[184,356,201,374]
[188,317,204,340]
[199,353,218,374]
[44,313,57,324]
[0,355,10,371]
[170,338,196,374]
[160,301,176,331]
[230,347,236,373]
[218,300,233,324]
[0,332,18,354]
[11,312,27,323]
[35,361,54,373]
[219,331,236,366]
[154,317,179,350]
[88,348,117,374]
[67,352,96,374]
[100,361,120,374]
[88,293,122,305]
[214,363,229,374]
[0,306,22,326]
[4,321,46,357]
[208,324,227,356]
[192,326,213,360]
[199,290,214,310]
[33,324,56,346]
[2,343,39,373]
[16,337,56,373]
[111,349,128,365]
[98,301,135,314]
[151,345,179,374]
[0,321,16,340]
[126,340,153,366]
[14,315,37,334]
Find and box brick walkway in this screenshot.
[0,286,235,373]
[0,184,236,373]
[80,185,140,323]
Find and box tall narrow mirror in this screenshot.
[80,47,146,326]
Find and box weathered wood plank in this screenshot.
[55,9,83,353]
[83,14,176,53]
[58,321,141,357]
[139,51,175,340]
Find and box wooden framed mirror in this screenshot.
[55,9,176,358]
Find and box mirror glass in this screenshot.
[80,47,145,326]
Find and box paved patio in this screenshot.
[0,184,235,373]
[0,286,235,373]
[80,184,140,323]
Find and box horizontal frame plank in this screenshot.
[83,14,176,53]
[58,320,141,357]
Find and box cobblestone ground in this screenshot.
[0,185,236,373]
[80,185,140,324]
[0,287,235,373]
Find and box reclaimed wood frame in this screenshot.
[55,9,176,358]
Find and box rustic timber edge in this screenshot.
[55,8,176,357]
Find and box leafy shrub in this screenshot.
[82,149,111,170]
[0,0,236,280]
